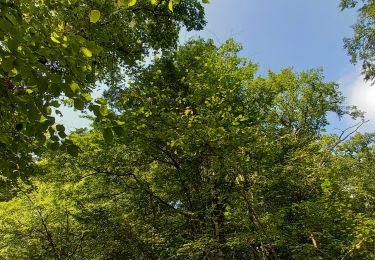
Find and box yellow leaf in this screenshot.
[128,0,137,6]
[89,10,101,23]
[51,31,60,38]
[81,47,92,58]
[70,82,80,93]
[150,0,157,4]
[50,32,60,44]
[50,36,60,43]
[168,0,173,11]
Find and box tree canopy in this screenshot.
[0,0,206,176]
[0,39,374,259]
[0,1,374,259]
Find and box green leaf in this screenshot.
[36,132,47,144]
[81,47,92,58]
[5,13,17,25]
[115,120,125,126]
[81,93,92,102]
[237,115,248,122]
[51,101,60,107]
[150,0,158,5]
[58,131,67,139]
[47,142,60,151]
[55,110,63,116]
[117,0,126,6]
[202,0,210,3]
[50,135,59,142]
[1,57,14,72]
[118,0,137,7]
[99,106,109,116]
[9,67,18,76]
[67,144,79,157]
[7,39,18,53]
[70,82,80,93]
[74,99,85,110]
[113,126,125,136]
[89,10,101,23]
[95,98,107,105]
[56,124,65,133]
[0,135,11,145]
[103,128,114,142]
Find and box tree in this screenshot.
[103,38,365,258]
[340,0,375,81]
[0,0,206,177]
[0,130,169,259]
[1,39,372,259]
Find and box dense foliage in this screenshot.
[0,0,205,176]
[0,1,374,259]
[0,39,374,259]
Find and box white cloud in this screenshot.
[339,70,375,133]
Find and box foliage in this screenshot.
[340,0,375,81]
[0,0,206,176]
[0,39,373,259]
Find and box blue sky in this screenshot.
[182,0,355,79]
[181,0,374,133]
[60,0,374,133]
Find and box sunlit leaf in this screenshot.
[99,106,109,116]
[115,120,125,125]
[96,98,107,105]
[89,10,101,23]
[128,0,137,7]
[50,32,60,43]
[81,93,92,102]
[70,82,80,93]
[81,47,92,58]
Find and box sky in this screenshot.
[59,0,375,133]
